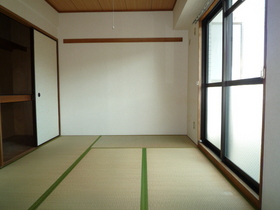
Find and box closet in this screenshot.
[0,12,59,167]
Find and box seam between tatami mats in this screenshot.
[28,134,194,210]
[90,145,149,210]
[92,147,197,149]
[141,148,148,210]
[28,136,102,210]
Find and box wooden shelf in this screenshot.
[0,95,32,103]
[1,135,36,167]
[0,101,36,167]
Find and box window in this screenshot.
[202,0,265,193]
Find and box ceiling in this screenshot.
[45,0,177,13]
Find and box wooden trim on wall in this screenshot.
[56,9,174,13]
[197,25,203,142]
[0,5,57,41]
[0,95,32,104]
[64,37,183,44]
[56,40,61,136]
[198,143,260,209]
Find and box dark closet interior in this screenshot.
[0,12,36,167]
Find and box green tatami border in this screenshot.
[28,136,102,210]
[141,148,148,210]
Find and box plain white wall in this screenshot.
[58,12,188,135]
[0,0,58,37]
[187,23,199,143]
[261,0,280,208]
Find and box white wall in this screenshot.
[59,12,188,135]
[261,0,280,208]
[187,23,199,143]
[0,0,58,37]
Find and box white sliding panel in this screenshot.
[34,30,59,145]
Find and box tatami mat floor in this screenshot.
[0,136,254,210]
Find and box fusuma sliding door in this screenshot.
[34,30,59,145]
[202,0,265,193]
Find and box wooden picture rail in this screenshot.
[0,95,32,103]
[64,37,183,44]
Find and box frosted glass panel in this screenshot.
[230,0,265,80]
[207,11,223,83]
[206,87,222,149]
[226,85,263,182]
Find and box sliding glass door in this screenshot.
[202,0,265,193]
[204,9,223,153]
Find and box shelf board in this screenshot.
[1,135,36,167]
[0,95,32,103]
[2,147,36,167]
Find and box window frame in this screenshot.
[201,0,265,194]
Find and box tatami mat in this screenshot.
[93,135,196,148]
[0,135,255,210]
[0,136,99,210]
[147,148,253,210]
[38,149,142,210]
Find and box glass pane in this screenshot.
[230,0,265,80]
[206,87,222,149]
[207,10,223,83]
[231,0,238,6]
[225,84,263,182]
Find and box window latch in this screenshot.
[261,67,266,79]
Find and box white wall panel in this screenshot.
[59,12,188,135]
[187,23,199,143]
[262,0,280,208]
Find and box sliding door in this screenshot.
[203,8,223,154]
[202,0,265,193]
[34,30,59,145]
